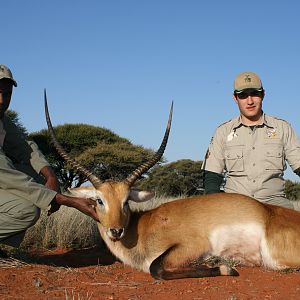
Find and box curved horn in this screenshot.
[44,89,102,188]
[125,102,173,187]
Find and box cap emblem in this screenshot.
[244,75,252,83]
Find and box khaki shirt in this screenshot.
[0,116,57,209]
[204,114,300,202]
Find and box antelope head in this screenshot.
[44,90,173,241]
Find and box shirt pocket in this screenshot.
[224,148,244,172]
[265,145,284,171]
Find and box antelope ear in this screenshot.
[68,186,98,198]
[129,189,155,202]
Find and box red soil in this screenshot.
[0,246,299,299]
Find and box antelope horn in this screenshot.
[125,101,173,187]
[44,89,102,188]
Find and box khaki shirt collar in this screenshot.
[232,112,274,130]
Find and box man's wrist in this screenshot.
[54,193,68,206]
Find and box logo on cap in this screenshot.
[245,75,252,83]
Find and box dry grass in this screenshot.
[21,206,100,250]
[0,257,30,268]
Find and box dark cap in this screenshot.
[0,65,17,87]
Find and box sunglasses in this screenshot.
[235,90,263,100]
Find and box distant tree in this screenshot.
[138,159,203,197]
[6,110,28,137]
[29,124,157,189]
[77,141,157,181]
[285,180,300,201]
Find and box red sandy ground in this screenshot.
[0,246,300,300]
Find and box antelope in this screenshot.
[44,91,300,280]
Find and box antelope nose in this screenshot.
[110,228,124,238]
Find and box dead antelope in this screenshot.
[44,91,300,280]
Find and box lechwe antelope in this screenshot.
[45,92,300,280]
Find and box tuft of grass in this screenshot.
[281,267,300,274]
[203,255,240,268]
[20,206,101,251]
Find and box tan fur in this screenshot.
[69,186,300,274]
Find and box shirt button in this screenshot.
[253,163,256,166]
[253,180,256,183]
[252,147,255,150]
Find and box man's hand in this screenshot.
[53,194,99,222]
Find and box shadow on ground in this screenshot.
[27,245,117,268]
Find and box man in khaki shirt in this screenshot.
[203,71,300,210]
[0,65,99,249]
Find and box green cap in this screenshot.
[234,72,262,93]
[0,65,17,87]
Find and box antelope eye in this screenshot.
[124,200,129,208]
[96,198,104,206]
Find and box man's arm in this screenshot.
[0,149,98,221]
[283,121,300,173]
[40,166,60,192]
[0,148,57,209]
[202,126,227,194]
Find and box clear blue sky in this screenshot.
[3,0,300,180]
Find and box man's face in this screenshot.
[0,79,13,119]
[233,89,263,123]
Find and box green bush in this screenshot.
[285,180,300,201]
[138,159,203,197]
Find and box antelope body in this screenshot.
[70,187,300,278]
[44,91,300,280]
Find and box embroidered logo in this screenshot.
[245,75,252,83]
[266,128,277,138]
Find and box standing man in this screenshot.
[202,71,300,210]
[0,64,98,248]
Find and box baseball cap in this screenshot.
[234,72,262,93]
[0,65,17,87]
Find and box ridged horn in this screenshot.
[125,101,173,187]
[44,89,102,188]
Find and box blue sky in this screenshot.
[3,1,300,180]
